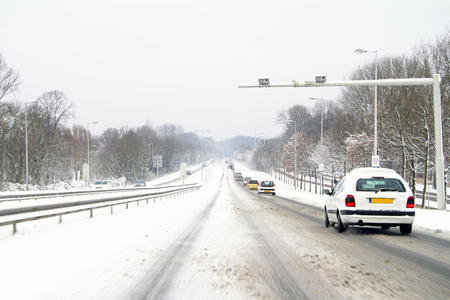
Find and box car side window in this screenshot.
[333,178,346,194]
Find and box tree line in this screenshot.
[252,30,449,203]
[0,54,216,189]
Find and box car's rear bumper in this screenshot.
[258,189,275,193]
[340,209,414,225]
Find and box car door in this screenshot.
[328,178,346,222]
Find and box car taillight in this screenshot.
[345,195,355,207]
[407,196,414,208]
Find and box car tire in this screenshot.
[324,208,330,228]
[400,224,412,235]
[336,211,346,233]
[272,192,276,196]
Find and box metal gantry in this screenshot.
[239,75,446,210]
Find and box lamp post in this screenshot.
[308,97,326,147]
[24,101,38,190]
[355,48,378,155]
[86,121,98,184]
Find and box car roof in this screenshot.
[346,167,404,181]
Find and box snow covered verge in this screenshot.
[0,166,224,300]
[0,162,204,194]
[233,161,450,238]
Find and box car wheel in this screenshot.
[381,225,390,230]
[400,224,412,235]
[324,208,330,228]
[272,192,276,196]
[336,211,346,233]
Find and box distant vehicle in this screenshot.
[134,180,146,187]
[186,170,192,175]
[233,172,241,178]
[324,167,415,235]
[235,175,244,181]
[94,180,110,189]
[243,177,252,186]
[258,180,275,195]
[247,180,259,189]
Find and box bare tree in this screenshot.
[0,54,20,101]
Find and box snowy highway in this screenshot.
[1,165,450,299]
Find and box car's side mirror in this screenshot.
[324,189,332,196]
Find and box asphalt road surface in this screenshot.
[129,168,450,299]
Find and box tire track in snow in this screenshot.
[228,175,309,299]
[129,175,223,300]
[239,183,450,297]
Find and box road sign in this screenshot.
[153,155,163,168]
[180,162,187,182]
[371,155,380,167]
[82,163,89,182]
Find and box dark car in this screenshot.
[134,180,146,187]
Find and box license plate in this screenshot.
[370,198,393,204]
[265,190,271,193]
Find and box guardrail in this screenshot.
[0,183,197,203]
[0,185,200,235]
[273,167,450,205]
[0,161,208,203]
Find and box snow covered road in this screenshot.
[1,164,449,299]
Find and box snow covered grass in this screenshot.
[233,161,450,237]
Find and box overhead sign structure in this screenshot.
[239,75,446,210]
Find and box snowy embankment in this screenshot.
[0,165,223,300]
[0,161,203,198]
[233,161,450,237]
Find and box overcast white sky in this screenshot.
[1,0,449,140]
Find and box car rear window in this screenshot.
[261,181,274,187]
[356,178,406,192]
[249,180,258,184]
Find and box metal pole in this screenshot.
[433,74,446,210]
[320,99,324,147]
[87,123,90,184]
[25,104,29,191]
[374,50,378,155]
[294,120,297,189]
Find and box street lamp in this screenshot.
[87,121,98,184]
[355,48,378,155]
[24,100,38,191]
[308,97,326,147]
[195,130,211,181]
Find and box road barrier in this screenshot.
[0,185,200,235]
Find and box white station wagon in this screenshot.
[324,168,415,235]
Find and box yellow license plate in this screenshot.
[370,198,393,204]
[265,190,271,193]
